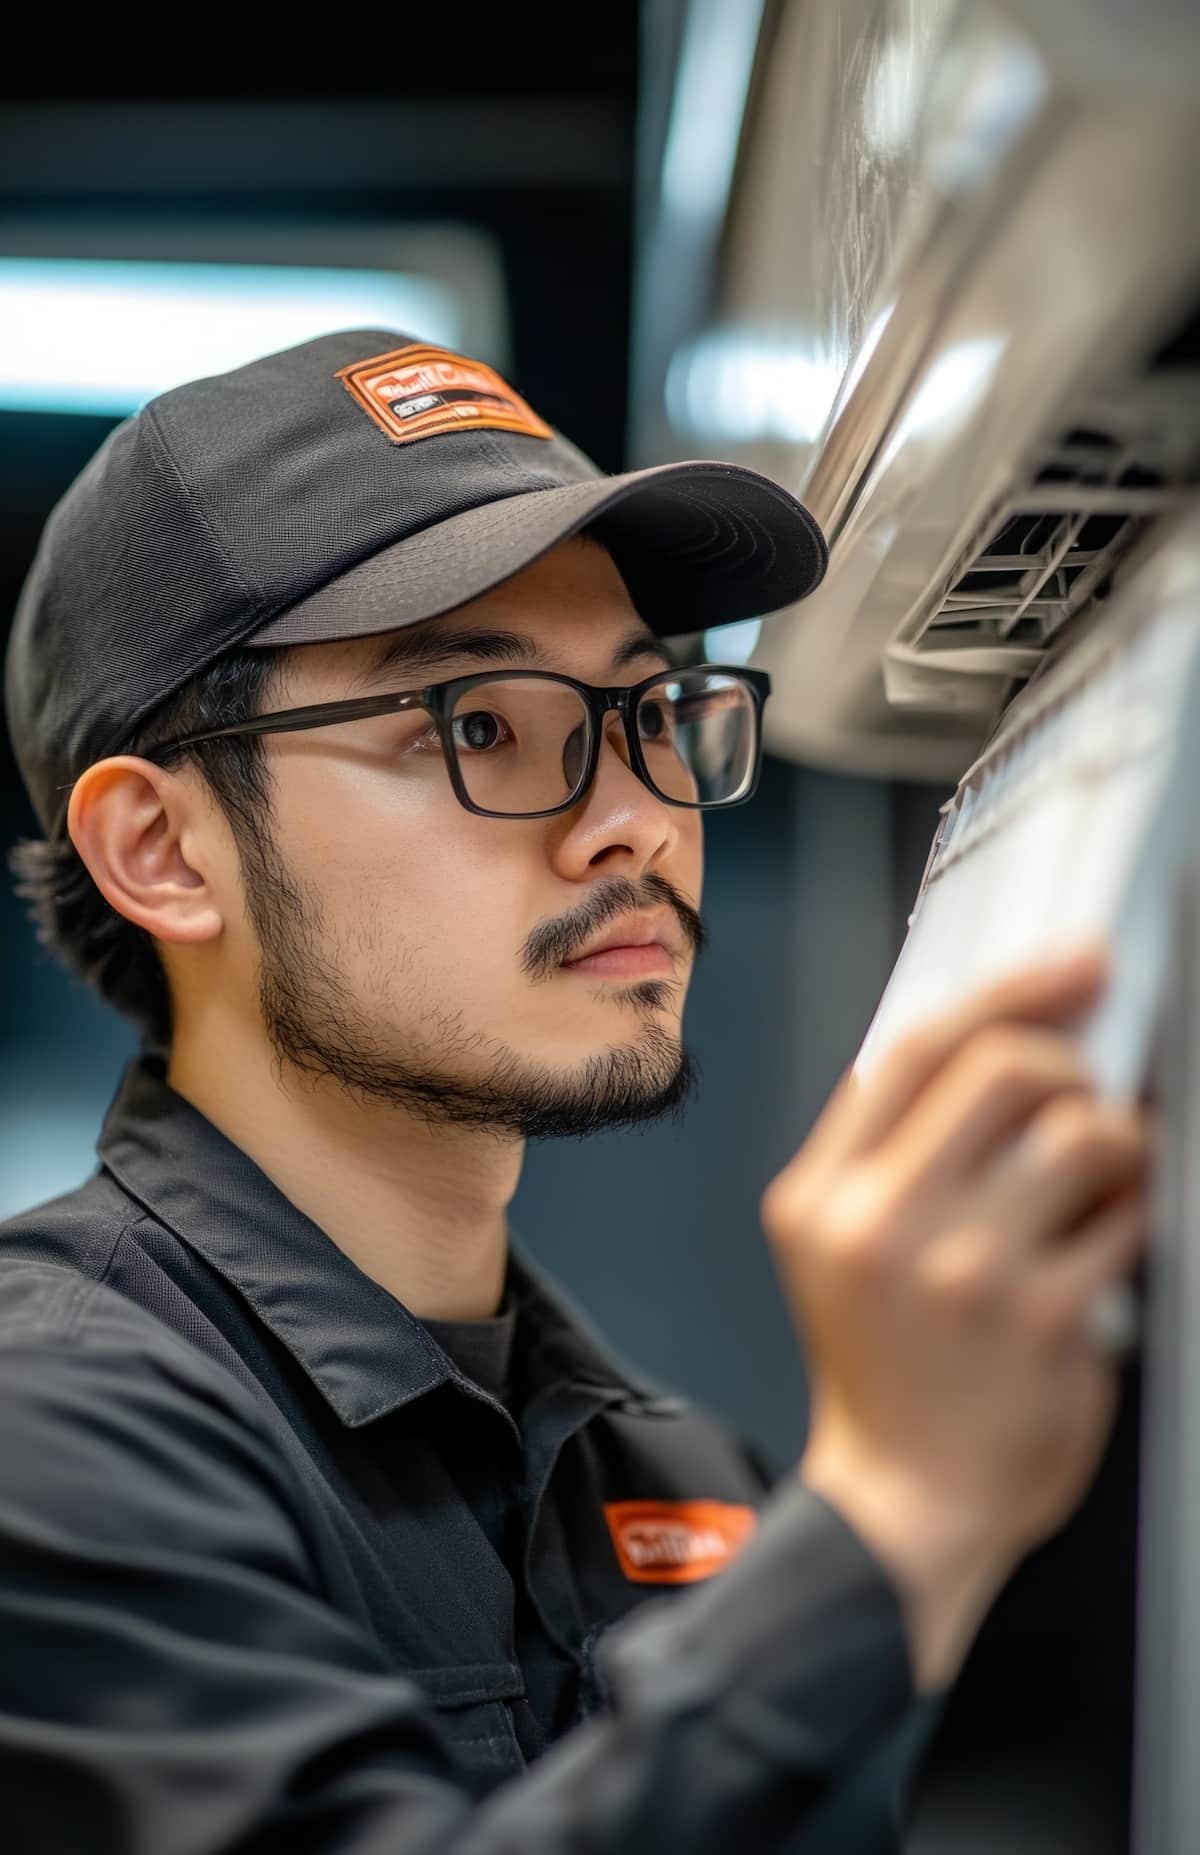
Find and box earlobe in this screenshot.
[67,756,226,947]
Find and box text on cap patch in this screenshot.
[337,343,554,447]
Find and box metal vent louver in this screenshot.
[920,370,1200,662]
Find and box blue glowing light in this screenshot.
[0,258,464,416]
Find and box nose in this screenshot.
[549,700,682,876]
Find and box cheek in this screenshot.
[270,765,525,987]
[270,751,455,898]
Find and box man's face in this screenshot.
[221,536,707,1138]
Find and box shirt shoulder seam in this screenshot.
[7,1210,155,1344]
[83,1205,153,1305]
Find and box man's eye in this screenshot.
[638,700,674,742]
[451,710,511,752]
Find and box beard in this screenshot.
[235,827,701,1141]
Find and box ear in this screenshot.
[66,756,226,946]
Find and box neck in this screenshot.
[166,1030,523,1322]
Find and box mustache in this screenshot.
[521,873,706,982]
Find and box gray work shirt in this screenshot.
[0,1050,920,1851]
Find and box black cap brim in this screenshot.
[246,459,826,649]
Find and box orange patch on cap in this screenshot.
[337,342,553,447]
[604,1499,758,1585]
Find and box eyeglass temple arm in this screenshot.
[52,693,429,794]
[158,691,432,753]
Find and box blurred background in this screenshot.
[5,7,1200,1848]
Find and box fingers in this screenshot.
[990,1097,1152,1244]
[812,949,1109,1172]
[1030,1188,1150,1345]
[766,951,1111,1244]
[872,1026,1094,1207]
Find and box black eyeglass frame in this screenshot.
[134,663,773,820]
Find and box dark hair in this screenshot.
[9,648,288,1051]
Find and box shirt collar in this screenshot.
[96,1051,661,1427]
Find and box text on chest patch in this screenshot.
[604,1499,758,1584]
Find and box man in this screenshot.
[0,331,1150,1851]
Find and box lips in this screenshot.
[563,944,677,979]
[562,910,682,966]
[560,910,682,980]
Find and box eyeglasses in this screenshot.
[141,664,772,819]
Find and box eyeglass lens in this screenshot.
[446,671,757,815]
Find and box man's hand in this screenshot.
[759,949,1153,1692]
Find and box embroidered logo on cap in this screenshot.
[337,343,554,447]
[604,1500,758,1585]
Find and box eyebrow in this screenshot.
[347,625,674,692]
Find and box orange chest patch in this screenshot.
[603,1500,758,1585]
[336,342,553,447]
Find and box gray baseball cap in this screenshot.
[5,328,827,837]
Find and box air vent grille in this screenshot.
[921,374,1200,655]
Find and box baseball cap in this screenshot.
[5,328,827,838]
